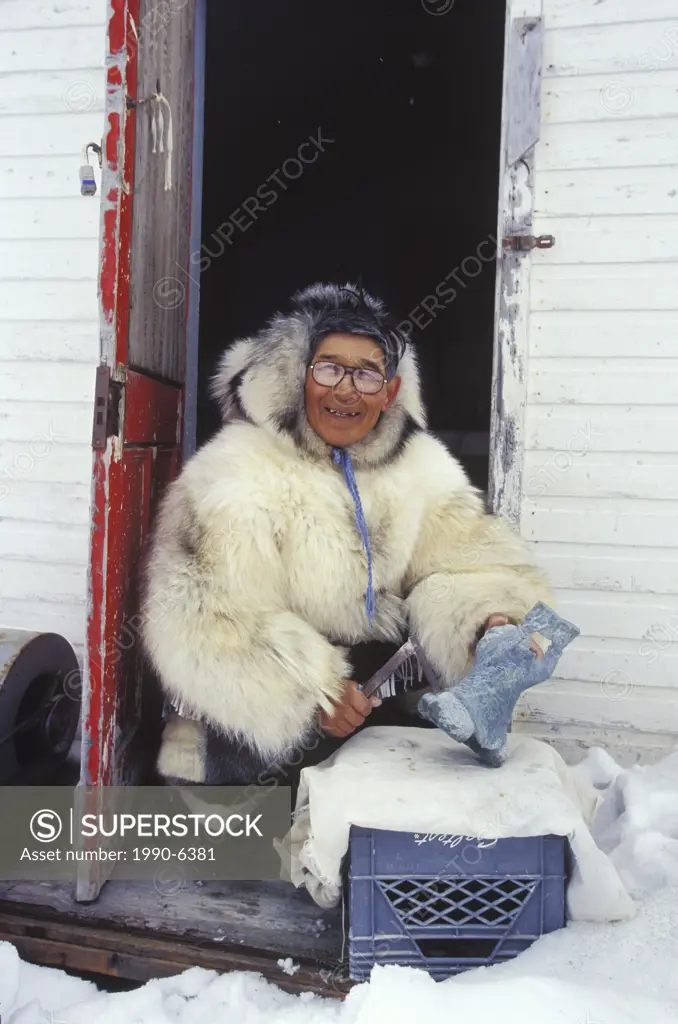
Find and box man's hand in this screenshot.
[479,613,545,659]
[319,680,381,738]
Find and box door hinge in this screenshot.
[502,234,555,252]
[92,366,123,451]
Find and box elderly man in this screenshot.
[142,283,549,786]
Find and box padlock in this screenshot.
[79,164,97,196]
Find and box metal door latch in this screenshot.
[502,234,555,251]
[92,366,123,450]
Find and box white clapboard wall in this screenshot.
[516,0,678,759]
[0,0,105,662]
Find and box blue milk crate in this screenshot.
[348,826,567,980]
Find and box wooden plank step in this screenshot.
[0,908,351,996]
[0,878,352,996]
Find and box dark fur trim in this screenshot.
[292,283,408,379]
[273,406,299,436]
[176,503,201,560]
[388,414,422,461]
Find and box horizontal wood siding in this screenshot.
[518,0,678,753]
[0,0,106,653]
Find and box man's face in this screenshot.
[304,333,401,447]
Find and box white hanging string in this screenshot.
[157,103,165,155]
[151,91,174,191]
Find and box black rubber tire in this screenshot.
[0,631,81,784]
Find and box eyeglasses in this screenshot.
[309,360,387,395]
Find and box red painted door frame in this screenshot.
[80,0,203,899]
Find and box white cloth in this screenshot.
[287,726,636,922]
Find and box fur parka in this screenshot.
[142,284,551,783]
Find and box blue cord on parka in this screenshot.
[332,446,375,630]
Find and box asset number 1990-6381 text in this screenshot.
[132,848,215,861]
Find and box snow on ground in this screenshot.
[2,748,678,1024]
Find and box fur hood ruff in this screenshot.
[209,282,425,470]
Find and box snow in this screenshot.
[1,747,678,1024]
[592,751,678,898]
[277,958,301,977]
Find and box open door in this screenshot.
[490,0,544,525]
[81,0,202,825]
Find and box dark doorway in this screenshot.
[195,0,506,492]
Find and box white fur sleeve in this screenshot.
[403,483,552,687]
[141,477,349,759]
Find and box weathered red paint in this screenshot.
[86,0,144,793]
[100,206,118,324]
[108,0,126,54]
[105,111,119,170]
[125,372,182,445]
[115,121,135,363]
[109,2,138,368]
[85,454,108,786]
[86,0,128,795]
[85,0,192,828]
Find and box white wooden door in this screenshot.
[490,0,544,526]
